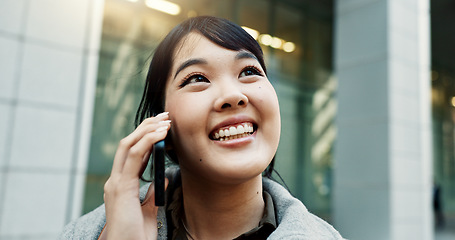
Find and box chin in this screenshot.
[177,147,274,184]
[206,159,270,185]
[209,171,264,185]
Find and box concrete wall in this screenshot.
[333,0,433,239]
[0,0,104,238]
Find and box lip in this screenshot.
[210,115,257,137]
[213,130,257,148]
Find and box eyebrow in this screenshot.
[174,58,207,79]
[235,51,258,61]
[173,51,259,80]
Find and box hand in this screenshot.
[100,112,171,240]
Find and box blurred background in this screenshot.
[0,0,454,239]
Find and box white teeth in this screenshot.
[237,125,245,134]
[229,126,237,135]
[243,123,253,133]
[224,129,230,137]
[212,122,255,140]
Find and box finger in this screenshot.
[112,114,170,173]
[111,114,170,174]
[121,125,170,177]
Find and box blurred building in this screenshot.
[0,0,453,239]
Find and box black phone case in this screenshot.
[153,140,165,206]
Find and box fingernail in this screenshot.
[155,112,169,118]
[156,125,169,132]
[159,120,171,124]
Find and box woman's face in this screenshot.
[164,32,281,184]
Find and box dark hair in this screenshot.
[135,16,274,177]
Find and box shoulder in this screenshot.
[59,204,106,239]
[263,178,344,239]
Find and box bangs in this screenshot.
[182,16,267,75]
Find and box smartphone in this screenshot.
[153,140,165,206]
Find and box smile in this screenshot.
[211,122,255,141]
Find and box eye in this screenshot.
[179,74,210,88]
[239,66,263,78]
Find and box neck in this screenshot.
[179,169,264,240]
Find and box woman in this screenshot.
[61,16,343,239]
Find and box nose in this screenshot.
[214,82,248,111]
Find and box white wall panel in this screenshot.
[0,37,20,100]
[25,0,90,50]
[0,0,27,35]
[9,105,76,170]
[18,42,82,108]
[0,103,12,168]
[0,0,105,238]
[0,171,70,238]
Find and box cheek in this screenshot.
[165,94,185,140]
[255,84,281,139]
[255,83,280,117]
[165,93,207,138]
[165,93,211,164]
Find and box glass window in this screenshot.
[271,1,335,219]
[431,0,455,218]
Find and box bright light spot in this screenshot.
[241,26,259,40]
[126,0,139,2]
[283,42,296,52]
[451,96,455,107]
[271,37,283,49]
[145,0,181,15]
[258,34,272,46]
[252,32,296,53]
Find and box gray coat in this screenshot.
[60,168,343,239]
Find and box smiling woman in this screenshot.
[60,16,343,240]
[165,33,280,187]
